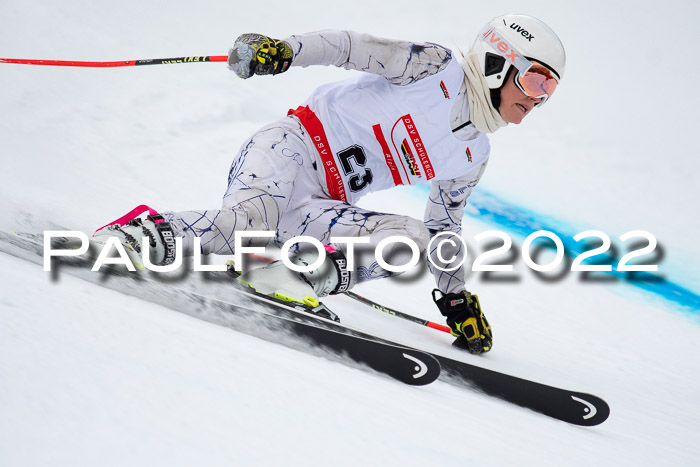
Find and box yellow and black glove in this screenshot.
[433,289,492,354]
[228,33,293,79]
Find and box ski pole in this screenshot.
[0,55,227,68]
[344,291,452,334]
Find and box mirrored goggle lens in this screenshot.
[517,64,559,99]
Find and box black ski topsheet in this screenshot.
[435,356,610,427]
[278,317,441,386]
[180,290,440,386]
[0,229,440,386]
[0,228,609,425]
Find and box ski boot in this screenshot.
[93,205,177,269]
[236,245,352,308]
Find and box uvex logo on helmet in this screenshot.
[481,29,522,66]
[509,23,534,41]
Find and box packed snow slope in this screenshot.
[2,1,699,466]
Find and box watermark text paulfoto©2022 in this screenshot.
[42,230,659,274]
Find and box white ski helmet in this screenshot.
[471,14,566,105]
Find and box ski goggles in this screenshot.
[479,25,560,103]
[514,62,559,103]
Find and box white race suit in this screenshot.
[163,30,490,293]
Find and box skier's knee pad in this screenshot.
[369,215,429,270]
[401,217,430,254]
[375,215,429,253]
[223,188,281,231]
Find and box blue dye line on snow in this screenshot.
[417,186,700,315]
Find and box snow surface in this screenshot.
[2,1,700,466]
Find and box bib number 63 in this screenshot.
[338,145,373,192]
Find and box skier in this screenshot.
[96,14,566,354]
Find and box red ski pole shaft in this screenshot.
[344,291,452,334]
[0,55,228,68]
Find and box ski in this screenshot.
[0,229,440,386]
[184,290,440,386]
[226,261,610,425]
[1,227,610,425]
[339,290,611,426]
[432,354,609,426]
[245,287,610,425]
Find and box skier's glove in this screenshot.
[228,33,293,79]
[432,289,492,354]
